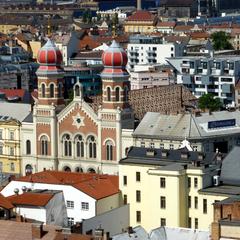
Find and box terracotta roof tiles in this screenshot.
[0,194,14,210]
[16,171,119,200]
[126,10,155,22]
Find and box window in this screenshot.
[107,87,111,101]
[194,178,198,188]
[63,134,72,157]
[66,201,74,209]
[41,84,46,98]
[160,143,164,149]
[41,136,48,155]
[0,145,2,155]
[124,87,128,102]
[10,163,14,171]
[160,178,166,188]
[123,176,127,185]
[81,202,89,210]
[88,136,96,158]
[195,218,198,229]
[123,194,127,205]
[75,85,80,97]
[9,131,14,140]
[67,217,74,227]
[188,217,192,228]
[0,130,2,140]
[136,172,141,182]
[188,196,191,208]
[160,218,166,226]
[150,142,155,148]
[58,83,63,97]
[10,147,14,156]
[106,141,113,160]
[203,199,207,214]
[140,142,145,147]
[188,177,191,188]
[194,197,198,209]
[50,84,54,98]
[136,211,141,223]
[115,87,120,101]
[136,190,141,202]
[76,135,84,157]
[26,140,31,155]
[160,196,166,209]
[193,146,198,151]
[170,144,174,150]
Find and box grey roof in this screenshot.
[214,196,240,205]
[220,146,240,186]
[133,111,240,140]
[0,102,31,122]
[120,147,221,170]
[22,113,33,123]
[200,185,240,196]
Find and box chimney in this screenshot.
[137,0,142,10]
[32,223,44,239]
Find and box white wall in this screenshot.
[16,206,46,223]
[2,181,96,224]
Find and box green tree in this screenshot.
[198,93,222,112]
[211,31,233,51]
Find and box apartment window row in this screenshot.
[138,142,180,150]
[0,130,15,140]
[0,146,15,156]
[66,200,74,209]
[188,177,198,188]
[188,217,198,229]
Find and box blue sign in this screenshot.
[208,119,236,129]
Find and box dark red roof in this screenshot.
[127,10,155,22]
[0,89,26,99]
[0,194,14,210]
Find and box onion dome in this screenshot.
[37,39,63,72]
[101,40,129,78]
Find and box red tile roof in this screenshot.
[0,194,14,210]
[126,10,155,22]
[157,21,176,28]
[0,89,26,99]
[7,192,54,207]
[15,171,119,200]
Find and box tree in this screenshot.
[211,31,233,51]
[198,93,223,112]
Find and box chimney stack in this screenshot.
[137,0,142,10]
[32,223,44,239]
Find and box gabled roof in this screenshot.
[0,194,14,210]
[15,171,119,200]
[126,10,155,22]
[7,192,55,207]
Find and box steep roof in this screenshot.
[126,10,155,22]
[15,171,119,200]
[7,192,54,207]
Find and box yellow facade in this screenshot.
[29,40,42,60]
[119,163,228,232]
[0,24,19,34]
[0,119,21,175]
[124,23,155,33]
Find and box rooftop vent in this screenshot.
[146,148,155,157]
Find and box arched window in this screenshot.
[26,140,31,155]
[115,87,120,102]
[63,134,72,157]
[88,168,96,173]
[75,85,80,97]
[107,87,111,101]
[41,84,46,98]
[124,86,128,102]
[75,167,83,173]
[50,84,54,98]
[58,83,62,97]
[88,136,96,158]
[106,141,113,160]
[76,135,84,157]
[40,136,48,155]
[25,164,33,175]
[10,163,15,171]
[63,166,71,172]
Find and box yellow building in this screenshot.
[119,147,229,231]
[124,10,157,34]
[0,118,21,175]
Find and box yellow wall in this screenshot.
[96,193,120,215]
[29,41,42,60]
[0,120,21,175]
[0,25,18,34]
[119,163,229,232]
[124,23,154,33]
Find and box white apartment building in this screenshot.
[129,65,174,90]
[127,35,185,71]
[167,56,240,107]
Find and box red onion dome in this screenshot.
[37,38,63,65]
[102,40,128,67]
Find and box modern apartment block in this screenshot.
[127,35,185,71]
[167,56,240,107]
